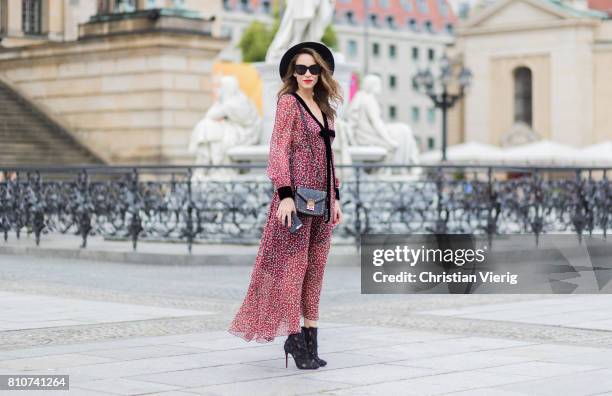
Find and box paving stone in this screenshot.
[497,368,612,395]
[75,377,182,395]
[315,370,535,395]
[186,375,352,396]
[128,363,291,388]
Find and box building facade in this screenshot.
[0,0,226,164]
[219,0,458,152]
[453,0,612,148]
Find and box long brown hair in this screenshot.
[277,47,343,122]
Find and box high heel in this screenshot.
[302,326,327,367]
[283,331,319,369]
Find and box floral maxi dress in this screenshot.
[227,92,341,343]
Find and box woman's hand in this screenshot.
[276,197,297,227]
[333,199,343,226]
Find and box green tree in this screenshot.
[321,24,338,50]
[237,20,277,62]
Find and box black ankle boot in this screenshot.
[302,326,327,367]
[284,331,319,369]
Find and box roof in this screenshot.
[588,0,612,16]
[547,0,609,18]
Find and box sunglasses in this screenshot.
[294,64,321,75]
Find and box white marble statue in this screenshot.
[189,75,261,178]
[265,0,336,63]
[346,74,420,173]
[332,118,354,179]
[500,121,541,147]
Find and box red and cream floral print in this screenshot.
[228,93,340,343]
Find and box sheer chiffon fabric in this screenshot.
[227,93,340,343]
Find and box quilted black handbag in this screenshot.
[290,97,327,217]
[294,186,326,216]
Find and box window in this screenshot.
[427,137,435,149]
[514,67,533,126]
[389,75,397,89]
[369,13,378,26]
[428,108,436,123]
[97,0,111,13]
[389,44,397,59]
[417,0,429,13]
[240,0,250,12]
[221,24,232,38]
[428,48,435,61]
[445,23,454,34]
[172,0,185,8]
[372,42,380,56]
[389,105,397,120]
[261,0,271,13]
[0,0,7,35]
[22,0,42,34]
[345,10,354,24]
[411,106,420,122]
[424,20,435,33]
[113,0,135,12]
[408,18,418,31]
[386,15,395,29]
[348,39,358,58]
[438,0,448,16]
[380,0,390,7]
[412,78,418,90]
[459,2,470,19]
[412,46,419,60]
[146,0,157,8]
[400,0,413,11]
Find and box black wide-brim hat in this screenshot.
[278,41,335,80]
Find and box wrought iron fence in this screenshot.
[1,163,611,252]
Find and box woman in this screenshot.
[227,41,344,370]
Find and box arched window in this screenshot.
[513,67,533,126]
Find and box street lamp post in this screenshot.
[412,55,472,162]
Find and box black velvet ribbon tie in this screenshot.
[319,127,336,223]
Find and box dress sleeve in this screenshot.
[267,94,297,200]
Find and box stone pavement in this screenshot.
[2,253,612,395]
[0,232,359,266]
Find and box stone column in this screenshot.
[7,0,22,36]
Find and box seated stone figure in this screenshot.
[346,74,420,175]
[188,75,261,179]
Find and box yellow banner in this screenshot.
[212,62,264,115]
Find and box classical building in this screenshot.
[0,0,226,165]
[452,0,612,148]
[218,0,458,153]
